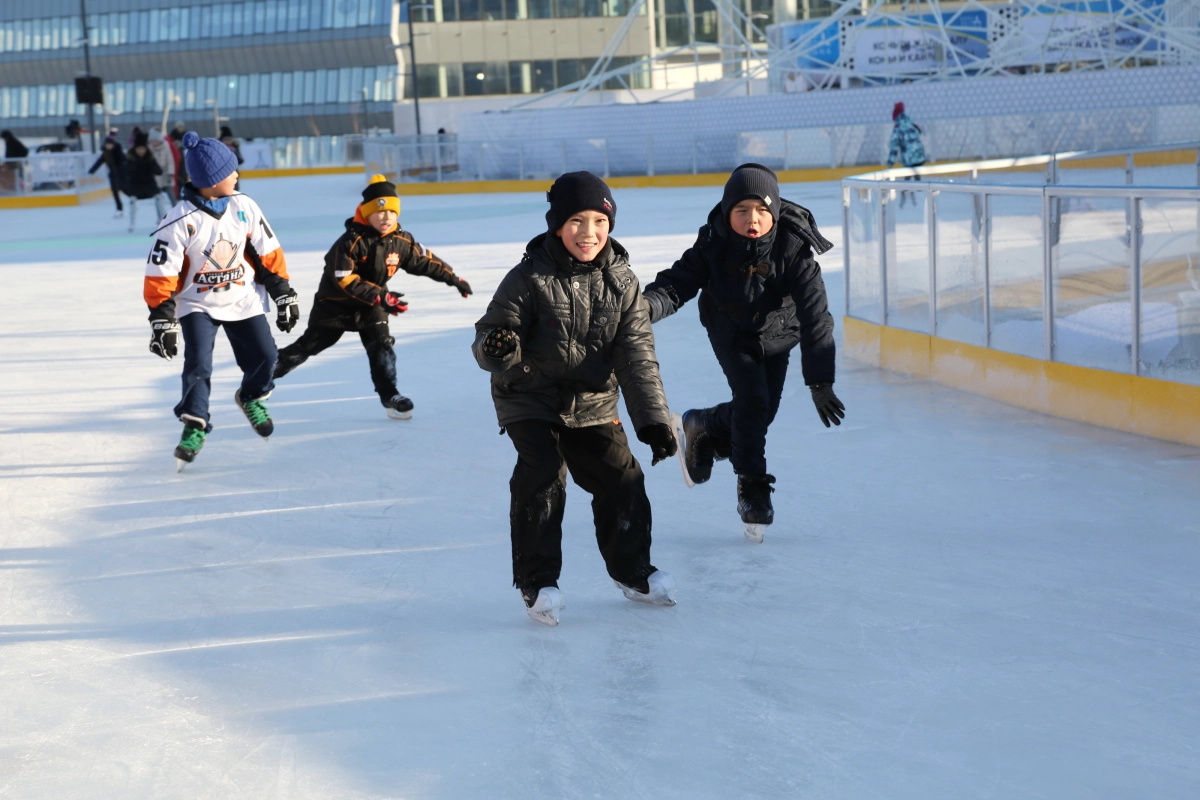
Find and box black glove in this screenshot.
[274,289,299,333]
[637,423,678,466]
[482,327,518,359]
[149,319,180,360]
[810,383,845,428]
[453,277,472,298]
[377,290,408,315]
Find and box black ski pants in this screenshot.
[175,312,277,429]
[704,335,791,477]
[275,302,398,401]
[506,419,655,594]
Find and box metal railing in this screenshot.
[842,142,1200,386]
[0,152,109,199]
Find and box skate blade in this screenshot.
[672,413,695,489]
[744,523,766,544]
[175,458,188,473]
[615,581,677,607]
[386,408,413,420]
[526,607,559,626]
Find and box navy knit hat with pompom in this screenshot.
[183,130,238,189]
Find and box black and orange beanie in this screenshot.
[360,174,401,218]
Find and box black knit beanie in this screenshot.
[546,171,616,233]
[721,163,780,223]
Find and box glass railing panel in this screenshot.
[1051,196,1132,373]
[988,195,1045,359]
[885,187,930,334]
[1139,198,1200,385]
[935,191,986,346]
[847,186,882,324]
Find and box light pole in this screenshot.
[78,0,97,151]
[161,92,181,135]
[205,99,228,138]
[404,1,436,136]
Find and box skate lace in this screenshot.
[179,427,206,452]
[242,398,270,426]
[743,476,776,503]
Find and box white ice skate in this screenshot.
[616,570,677,606]
[744,523,766,544]
[524,587,565,626]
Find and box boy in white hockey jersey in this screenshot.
[143,131,300,468]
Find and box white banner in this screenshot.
[28,154,80,184]
[852,26,945,76]
[240,142,274,170]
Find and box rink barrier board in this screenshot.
[0,187,110,209]
[843,317,1200,448]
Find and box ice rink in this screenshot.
[1,174,1198,798]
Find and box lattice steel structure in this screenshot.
[507,0,1200,107]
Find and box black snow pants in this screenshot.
[275,302,398,401]
[506,419,656,594]
[703,335,791,477]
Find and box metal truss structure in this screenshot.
[506,0,1200,109]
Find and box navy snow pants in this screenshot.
[175,312,277,428]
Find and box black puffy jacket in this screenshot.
[642,199,836,384]
[473,233,671,432]
[315,212,462,309]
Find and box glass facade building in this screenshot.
[0,0,400,141]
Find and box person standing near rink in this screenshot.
[887,102,927,207]
[88,130,126,218]
[473,171,679,626]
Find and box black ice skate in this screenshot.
[173,414,207,472]
[384,394,413,420]
[234,388,274,438]
[737,474,776,543]
[615,569,677,606]
[676,409,716,486]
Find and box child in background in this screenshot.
[473,171,678,626]
[273,175,472,420]
[123,131,163,233]
[642,164,845,543]
[144,131,300,470]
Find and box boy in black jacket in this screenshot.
[642,163,846,542]
[273,175,472,419]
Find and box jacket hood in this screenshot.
[705,198,833,257]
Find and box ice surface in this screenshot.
[1,176,1199,798]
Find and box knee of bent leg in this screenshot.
[732,390,771,414]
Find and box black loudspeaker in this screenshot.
[75,76,104,105]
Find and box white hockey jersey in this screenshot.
[143,191,289,322]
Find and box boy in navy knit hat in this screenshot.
[642,163,845,542]
[273,174,472,420]
[143,131,300,470]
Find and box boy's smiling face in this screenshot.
[367,209,398,235]
[729,198,774,239]
[556,209,609,262]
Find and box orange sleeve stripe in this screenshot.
[259,248,290,280]
[144,274,179,308]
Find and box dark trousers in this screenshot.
[506,419,655,593]
[705,336,791,476]
[275,303,397,401]
[175,312,277,427]
[108,176,123,211]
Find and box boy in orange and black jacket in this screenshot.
[273,175,472,419]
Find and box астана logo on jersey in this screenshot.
[196,235,246,292]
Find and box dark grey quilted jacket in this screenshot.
[472,234,671,432]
